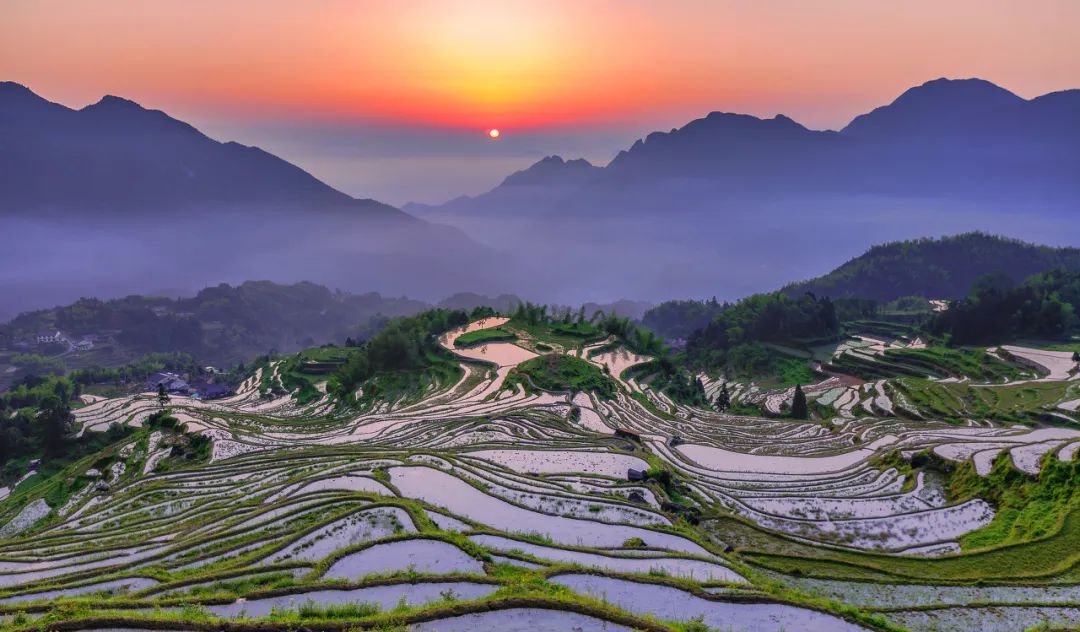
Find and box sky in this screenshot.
[3,0,1079,205]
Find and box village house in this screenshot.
[35,331,64,345]
[193,382,233,400]
[146,371,190,395]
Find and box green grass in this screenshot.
[885,346,1029,382]
[743,506,1080,583]
[952,451,1080,549]
[844,320,918,339]
[454,327,518,347]
[727,451,1080,584]
[295,346,359,364]
[549,321,602,338]
[893,377,1074,423]
[0,425,136,516]
[507,320,605,348]
[774,357,817,388]
[505,354,617,399]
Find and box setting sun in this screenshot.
[488,128,500,139]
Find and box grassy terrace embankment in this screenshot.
[505,354,618,399]
[453,327,518,347]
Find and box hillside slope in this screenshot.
[784,233,1080,301]
[0,83,513,313]
[407,78,1080,303]
[0,281,430,369]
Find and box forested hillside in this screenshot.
[785,233,1080,301]
[0,282,429,369]
[929,269,1080,344]
[682,292,840,376]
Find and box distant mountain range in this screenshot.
[4,78,1079,315]
[0,82,515,315]
[784,232,1080,301]
[406,78,1080,303]
[412,78,1079,214]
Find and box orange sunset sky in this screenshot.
[3,0,1078,203]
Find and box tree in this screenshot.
[1073,351,1080,363]
[157,383,171,408]
[790,384,808,419]
[36,393,71,455]
[715,383,730,411]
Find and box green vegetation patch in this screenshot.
[625,359,708,407]
[885,346,1028,382]
[506,354,617,399]
[330,309,471,404]
[952,452,1080,549]
[454,327,517,347]
[730,449,1080,583]
[893,378,1074,423]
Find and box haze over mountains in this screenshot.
[408,78,1080,301]
[0,81,509,317]
[3,77,1079,318]
[412,78,1079,213]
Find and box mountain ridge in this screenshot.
[415,76,1080,208]
[0,82,512,315]
[0,81,395,214]
[783,232,1080,302]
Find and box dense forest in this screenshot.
[0,375,90,478]
[0,281,430,367]
[683,292,840,375]
[784,233,1080,302]
[329,307,496,400]
[642,299,728,340]
[929,269,1080,344]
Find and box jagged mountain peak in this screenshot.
[499,155,600,187]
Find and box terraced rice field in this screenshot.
[2,319,1080,631]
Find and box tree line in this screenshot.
[682,292,840,376]
[329,307,496,399]
[928,269,1080,344]
[0,375,84,473]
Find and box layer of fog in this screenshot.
[4,193,1078,322]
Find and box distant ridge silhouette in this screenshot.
[412,77,1079,213]
[0,82,513,315]
[0,81,392,214]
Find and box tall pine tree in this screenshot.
[790,384,808,419]
[715,383,730,411]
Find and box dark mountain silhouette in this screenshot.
[842,78,1026,139]
[0,83,516,315]
[414,77,1079,208]
[404,155,601,219]
[0,81,392,214]
[500,156,601,187]
[407,77,1080,303]
[605,112,840,183]
[784,233,1080,302]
